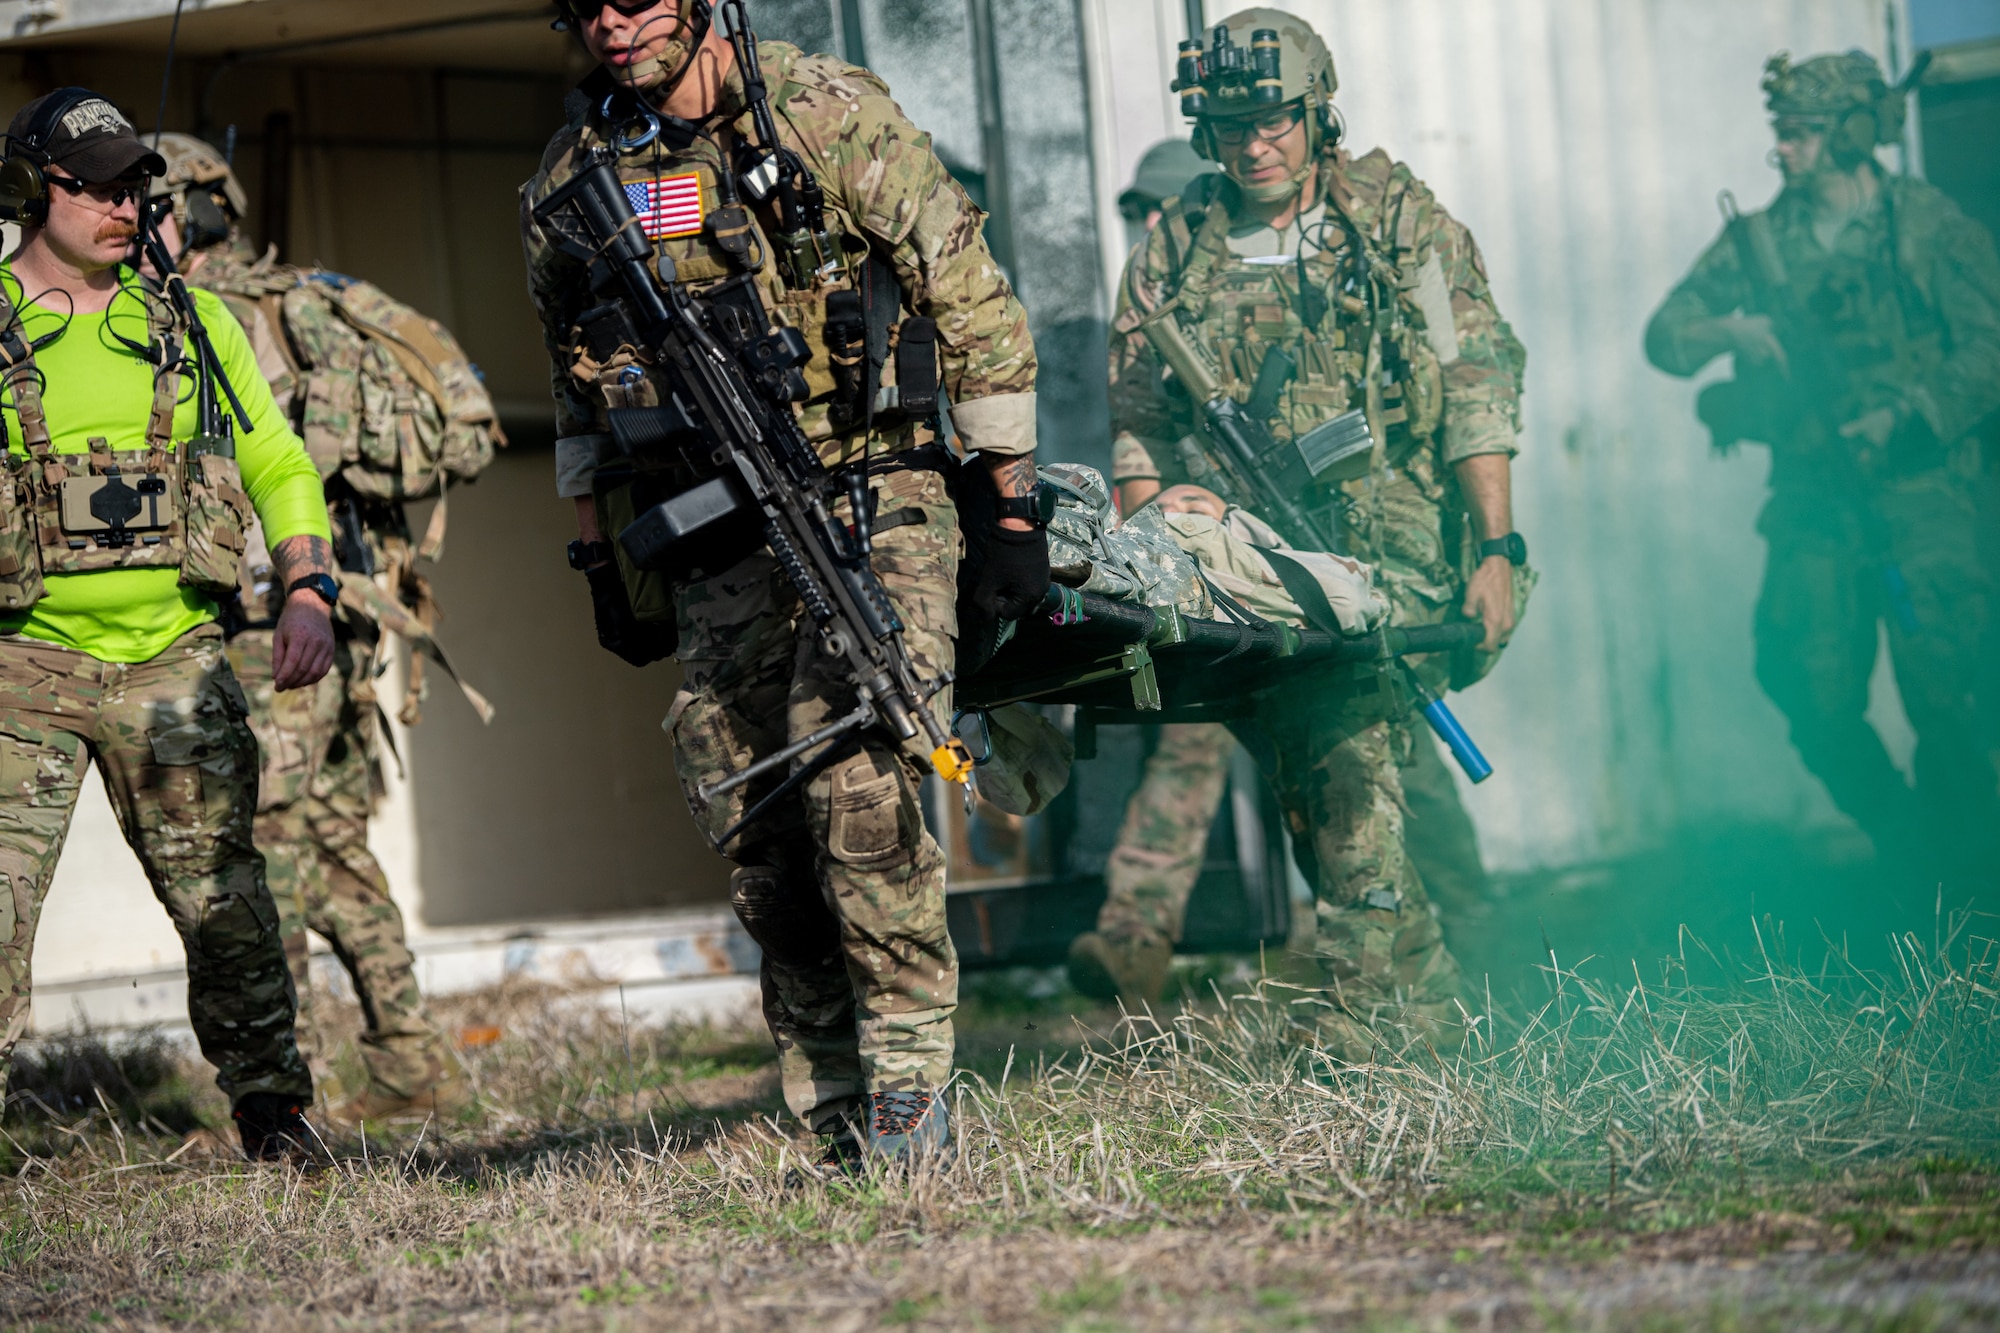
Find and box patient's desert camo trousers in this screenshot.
[669,468,958,1133]
[227,629,458,1101]
[0,626,311,1103]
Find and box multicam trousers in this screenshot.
[1094,722,1235,947]
[1756,478,1998,882]
[1246,709,1466,1052]
[1093,721,1490,952]
[668,467,958,1133]
[0,625,311,1104]
[226,629,458,1101]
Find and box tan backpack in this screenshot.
[276,272,505,500]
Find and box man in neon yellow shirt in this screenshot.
[0,89,335,1160]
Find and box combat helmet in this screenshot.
[1175,7,1340,203]
[1762,50,1905,168]
[146,131,247,254]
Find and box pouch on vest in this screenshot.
[31,444,185,576]
[0,461,44,610]
[179,450,253,593]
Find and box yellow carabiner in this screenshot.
[930,739,974,785]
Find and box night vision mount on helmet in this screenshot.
[1172,6,1341,201]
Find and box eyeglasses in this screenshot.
[558,0,672,20]
[46,174,143,208]
[1208,105,1306,149]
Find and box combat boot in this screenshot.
[863,1089,951,1165]
[326,1067,476,1127]
[783,1129,866,1188]
[232,1092,316,1164]
[1066,930,1174,1005]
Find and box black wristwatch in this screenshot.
[994,481,1057,528]
[1477,532,1528,567]
[286,573,340,608]
[568,539,615,570]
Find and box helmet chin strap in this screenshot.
[612,0,713,101]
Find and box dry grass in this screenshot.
[3,917,1998,1330]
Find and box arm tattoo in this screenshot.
[270,534,335,590]
[987,453,1039,497]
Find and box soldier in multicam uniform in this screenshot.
[522,0,1045,1168]
[1647,53,2000,889]
[144,134,489,1124]
[1077,10,1531,1054]
[1072,130,1496,1005]
[0,91,331,1158]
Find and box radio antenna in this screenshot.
[1185,0,1204,42]
[151,0,190,148]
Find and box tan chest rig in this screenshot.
[0,290,252,611]
[564,137,936,450]
[1164,189,1451,562]
[561,126,941,621]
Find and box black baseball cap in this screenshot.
[7,89,167,182]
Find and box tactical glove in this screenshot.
[585,561,677,667]
[973,524,1051,622]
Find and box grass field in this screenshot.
[3,913,1998,1330]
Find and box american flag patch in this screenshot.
[624,172,707,239]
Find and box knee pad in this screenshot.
[823,750,920,868]
[729,865,840,970]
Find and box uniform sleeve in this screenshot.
[1911,205,2000,445]
[785,66,1038,456]
[1422,200,1524,464]
[520,150,615,498]
[201,290,330,545]
[1643,228,1747,379]
[1106,226,1189,484]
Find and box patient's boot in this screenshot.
[1067,930,1174,1005]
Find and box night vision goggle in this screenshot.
[1174,23,1284,119]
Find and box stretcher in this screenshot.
[958,586,1493,779]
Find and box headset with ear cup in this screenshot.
[0,87,101,225]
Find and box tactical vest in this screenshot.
[1152,166,1533,691]
[556,124,935,456]
[1153,169,1453,576]
[548,86,942,622]
[0,286,251,611]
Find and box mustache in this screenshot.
[97,220,138,243]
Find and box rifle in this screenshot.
[1139,305,1350,553]
[135,198,254,458]
[529,35,972,854]
[1714,191,1919,634]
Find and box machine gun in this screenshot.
[1139,307,1351,553]
[529,87,971,854]
[1713,191,1919,634]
